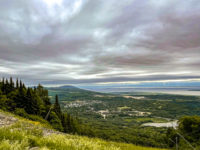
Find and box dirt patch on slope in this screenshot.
[0,112,18,127]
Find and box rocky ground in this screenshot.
[0,111,62,136]
[0,111,63,150]
[0,112,18,127]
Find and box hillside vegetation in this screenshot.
[0,78,199,150]
[0,78,78,133]
[0,111,167,150]
[48,86,200,149]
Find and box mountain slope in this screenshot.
[47,85,106,102]
[0,110,168,150]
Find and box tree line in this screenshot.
[0,77,77,133]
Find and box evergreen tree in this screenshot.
[25,88,33,114]
[36,84,51,106]
[25,88,42,115]
[49,111,63,131]
[1,78,5,93]
[9,77,14,90]
[54,95,62,118]
[19,80,23,89]
[22,83,26,89]
[0,78,78,135]
[15,82,27,108]
[0,80,2,92]
[5,79,9,94]
[32,90,43,115]
[64,113,77,133]
[16,78,19,89]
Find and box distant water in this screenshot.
[130,87,200,96]
[142,120,178,128]
[144,90,200,96]
[88,87,200,96]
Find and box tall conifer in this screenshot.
[16,78,19,89]
[54,95,62,118]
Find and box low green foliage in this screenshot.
[48,86,200,148]
[135,118,168,123]
[0,119,168,150]
[166,116,200,150]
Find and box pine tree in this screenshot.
[25,88,41,115]
[61,114,68,132]
[15,80,27,108]
[54,95,62,118]
[49,111,63,131]
[5,79,9,94]
[0,78,3,92]
[19,80,24,89]
[1,78,5,94]
[16,78,19,89]
[66,114,72,132]
[22,83,25,89]
[25,88,33,114]
[10,77,14,91]
[36,84,51,106]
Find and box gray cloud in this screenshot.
[0,0,200,85]
[39,75,200,85]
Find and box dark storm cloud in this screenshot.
[0,0,200,85]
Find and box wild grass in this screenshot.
[0,110,169,150]
[0,109,52,129]
[0,123,169,150]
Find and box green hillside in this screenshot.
[0,111,167,150]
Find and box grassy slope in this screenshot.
[0,111,169,150]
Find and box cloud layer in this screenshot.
[0,0,200,85]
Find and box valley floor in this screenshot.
[0,111,168,150]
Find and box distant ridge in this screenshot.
[53,85,101,93]
[46,85,80,90]
[59,85,79,89]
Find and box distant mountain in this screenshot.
[59,85,79,89]
[47,85,106,102]
[48,85,99,93]
[47,85,81,91]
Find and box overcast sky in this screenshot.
[0,0,200,86]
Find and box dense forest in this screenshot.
[0,78,199,149]
[0,77,77,133]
